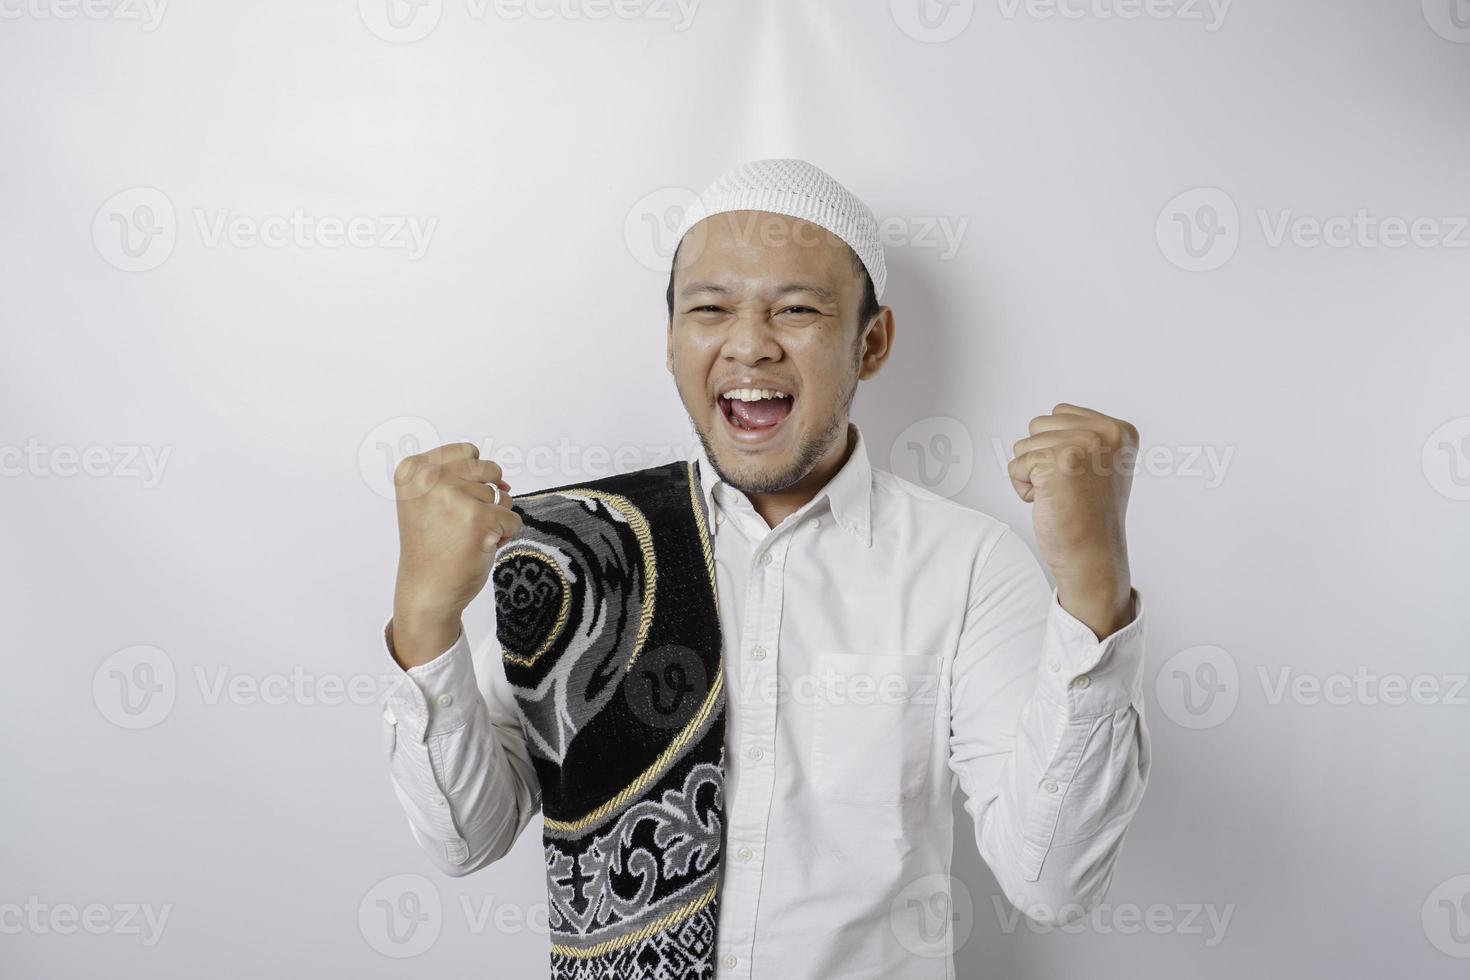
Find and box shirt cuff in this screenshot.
[381,618,481,742]
[1033,588,1146,718]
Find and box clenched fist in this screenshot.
[1008,404,1138,640]
[390,442,523,668]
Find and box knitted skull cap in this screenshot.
[673,158,887,301]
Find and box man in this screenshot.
[379,159,1150,979]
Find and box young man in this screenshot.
[380,159,1150,979]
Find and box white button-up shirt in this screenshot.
[381,422,1151,979]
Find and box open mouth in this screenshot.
[717,386,795,440]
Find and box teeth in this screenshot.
[722,388,790,402]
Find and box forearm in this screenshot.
[973,656,1150,922]
[381,623,541,876]
[949,528,1151,925]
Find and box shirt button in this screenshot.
[437,694,453,706]
[430,794,447,807]
[751,645,767,661]
[738,847,754,861]
[806,517,820,529]
[1073,675,1091,689]
[749,748,764,761]
[722,955,737,968]
[1046,658,1060,673]
[759,551,773,566]
[1043,780,1059,794]
[715,512,725,526]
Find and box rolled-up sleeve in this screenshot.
[947,527,1151,925]
[380,620,542,877]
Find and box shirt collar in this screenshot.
[692,421,873,548]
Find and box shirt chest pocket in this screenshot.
[810,652,946,805]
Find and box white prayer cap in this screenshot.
[673,158,887,301]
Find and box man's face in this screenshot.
[666,210,871,495]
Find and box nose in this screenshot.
[720,308,782,365]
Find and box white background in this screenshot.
[3,0,1469,977]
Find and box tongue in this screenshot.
[729,396,792,428]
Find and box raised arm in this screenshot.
[948,527,1149,923]
[379,442,540,875]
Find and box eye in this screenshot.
[690,305,725,314]
[781,306,819,315]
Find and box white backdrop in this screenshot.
[3,1,1469,977]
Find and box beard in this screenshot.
[687,354,861,496]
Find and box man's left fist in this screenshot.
[1008,403,1138,639]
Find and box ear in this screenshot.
[857,306,895,381]
[665,318,675,375]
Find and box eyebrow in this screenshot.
[680,281,836,301]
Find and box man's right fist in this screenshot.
[389,442,523,668]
